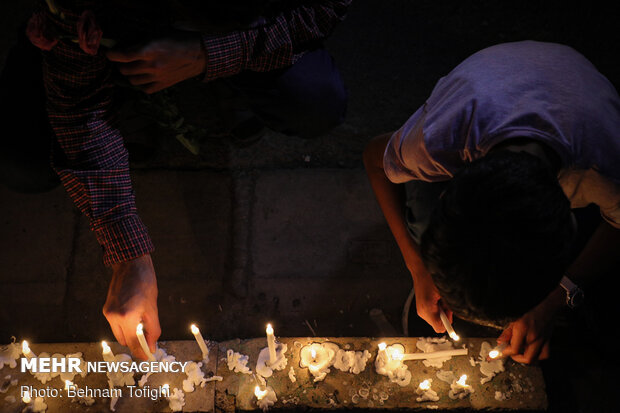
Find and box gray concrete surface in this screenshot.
[2,1,620,413]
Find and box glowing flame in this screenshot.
[310,348,317,359]
[489,349,500,359]
[22,340,31,355]
[457,374,468,386]
[266,324,274,335]
[391,348,404,361]
[136,323,144,335]
[419,379,431,390]
[191,324,200,335]
[101,341,111,354]
[449,332,460,341]
[254,386,268,400]
[65,380,74,391]
[162,384,170,396]
[378,342,387,351]
[22,390,31,404]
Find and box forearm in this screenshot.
[363,133,426,278]
[201,0,351,81]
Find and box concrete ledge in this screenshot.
[0,338,545,412]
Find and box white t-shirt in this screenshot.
[384,41,620,228]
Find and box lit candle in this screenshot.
[310,348,317,361]
[254,386,268,401]
[22,389,32,404]
[457,374,468,386]
[65,380,74,392]
[449,374,474,399]
[399,348,468,361]
[489,342,508,359]
[136,323,155,361]
[419,379,431,390]
[22,340,35,359]
[439,308,460,341]
[378,342,387,352]
[266,324,277,365]
[101,341,114,361]
[190,324,209,360]
[416,378,440,402]
[162,384,170,397]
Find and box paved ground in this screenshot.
[1,1,619,412]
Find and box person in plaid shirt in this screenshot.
[2,0,351,359]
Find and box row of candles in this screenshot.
[20,320,506,406]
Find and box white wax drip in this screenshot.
[416,337,458,368]
[436,370,456,384]
[27,352,87,384]
[477,342,505,384]
[299,342,339,382]
[29,397,48,412]
[106,353,135,388]
[182,361,207,392]
[226,349,252,374]
[0,339,20,369]
[256,343,288,378]
[333,349,372,374]
[416,379,440,402]
[288,366,296,383]
[256,386,277,412]
[138,346,176,387]
[166,387,185,412]
[448,375,474,400]
[374,344,411,387]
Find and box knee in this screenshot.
[277,53,348,138]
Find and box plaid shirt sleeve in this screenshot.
[41,7,153,266]
[201,0,352,82]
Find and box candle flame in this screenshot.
[391,348,404,361]
[449,332,460,341]
[457,374,468,386]
[254,385,268,400]
[136,323,144,334]
[310,348,317,359]
[489,349,500,359]
[378,342,387,351]
[22,340,31,355]
[65,380,73,391]
[162,383,170,396]
[191,324,199,335]
[266,324,274,335]
[419,379,431,390]
[22,390,31,404]
[101,341,111,353]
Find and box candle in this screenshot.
[162,384,170,397]
[65,380,73,391]
[374,343,412,387]
[101,341,115,362]
[136,323,155,361]
[488,342,508,359]
[22,340,35,359]
[254,386,268,400]
[449,374,474,400]
[190,324,209,360]
[439,308,460,341]
[398,348,468,361]
[22,389,32,404]
[416,379,439,402]
[266,324,277,365]
[299,343,338,381]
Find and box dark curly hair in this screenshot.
[420,149,575,328]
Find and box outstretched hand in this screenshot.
[499,287,564,364]
[106,32,207,94]
[103,254,161,360]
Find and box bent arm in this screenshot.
[363,133,446,332]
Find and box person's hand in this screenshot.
[411,266,449,333]
[106,32,206,94]
[103,254,161,360]
[498,287,565,364]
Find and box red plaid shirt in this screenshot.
[39,0,351,266]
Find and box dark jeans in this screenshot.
[0,30,347,193]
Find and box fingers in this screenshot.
[498,324,513,344]
[116,61,151,76]
[108,319,127,347]
[511,339,544,364]
[120,315,148,360]
[539,341,551,360]
[503,322,526,357]
[142,310,162,353]
[106,48,144,63]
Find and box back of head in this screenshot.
[420,150,575,328]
